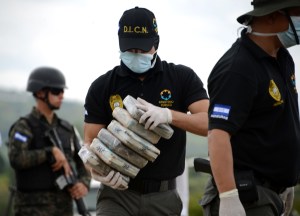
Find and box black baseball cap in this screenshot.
[237,0,300,24]
[118,7,159,52]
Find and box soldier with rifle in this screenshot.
[7,67,91,216]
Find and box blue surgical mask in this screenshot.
[247,16,300,48]
[120,51,157,74]
[277,16,300,48]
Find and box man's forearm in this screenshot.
[208,129,236,193]
[171,111,208,136]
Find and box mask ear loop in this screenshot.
[284,10,300,44]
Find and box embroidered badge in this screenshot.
[269,80,283,106]
[109,94,123,111]
[211,104,231,120]
[160,89,171,101]
[159,89,173,108]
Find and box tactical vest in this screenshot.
[14,113,76,192]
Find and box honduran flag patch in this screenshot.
[211,104,231,120]
[14,132,28,142]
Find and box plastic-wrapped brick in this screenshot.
[112,107,160,144]
[90,138,140,178]
[107,120,160,162]
[78,144,129,189]
[97,128,148,169]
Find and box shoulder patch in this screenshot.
[211,104,231,120]
[14,132,28,142]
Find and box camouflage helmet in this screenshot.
[26,67,67,92]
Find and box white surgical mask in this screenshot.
[277,16,300,48]
[120,51,157,74]
[247,16,300,48]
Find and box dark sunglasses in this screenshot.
[49,88,64,95]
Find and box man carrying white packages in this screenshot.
[80,6,209,216]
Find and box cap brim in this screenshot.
[119,37,156,52]
[237,1,300,24]
[237,7,280,24]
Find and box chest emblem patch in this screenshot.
[160,89,171,101]
[269,80,283,106]
[109,94,123,111]
[159,89,173,108]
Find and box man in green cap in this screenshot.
[201,0,300,215]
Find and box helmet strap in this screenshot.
[35,89,58,110]
[45,99,58,110]
[45,91,59,110]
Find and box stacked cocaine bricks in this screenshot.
[78,95,174,188]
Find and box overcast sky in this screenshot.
[1,0,300,103]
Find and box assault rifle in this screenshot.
[45,127,91,216]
